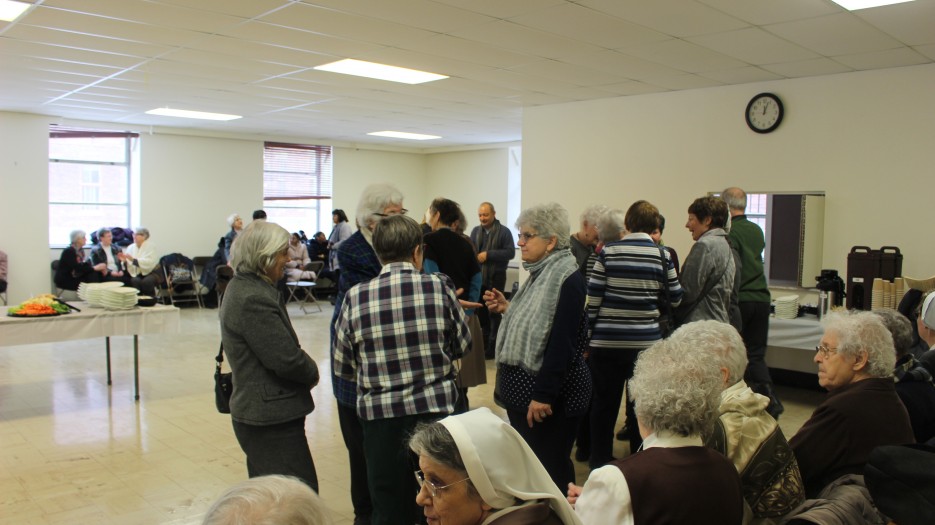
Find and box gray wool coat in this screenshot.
[677,228,736,325]
[219,272,319,426]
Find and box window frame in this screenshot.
[262,142,334,236]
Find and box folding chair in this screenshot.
[158,253,203,308]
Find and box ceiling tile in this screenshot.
[215,21,386,60]
[834,47,931,70]
[698,0,841,26]
[395,34,539,69]
[578,0,750,37]
[622,38,748,73]
[915,44,935,61]
[766,12,904,57]
[430,0,566,19]
[761,57,853,78]
[258,3,437,48]
[856,0,935,46]
[449,19,604,60]
[688,27,819,64]
[38,0,250,33]
[509,2,669,49]
[509,58,630,86]
[152,0,295,19]
[289,0,496,33]
[699,65,784,84]
[4,25,175,59]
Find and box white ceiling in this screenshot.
[1,0,932,149]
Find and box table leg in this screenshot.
[133,335,140,401]
[106,336,112,385]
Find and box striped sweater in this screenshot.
[587,233,683,349]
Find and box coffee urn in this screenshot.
[815,269,846,318]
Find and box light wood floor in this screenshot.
[0,305,823,524]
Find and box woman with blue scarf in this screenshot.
[483,203,592,492]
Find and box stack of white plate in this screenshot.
[99,286,139,310]
[78,281,126,307]
[774,295,799,319]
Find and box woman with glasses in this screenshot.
[483,202,591,492]
[788,310,914,499]
[409,407,582,525]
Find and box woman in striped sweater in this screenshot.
[587,201,683,467]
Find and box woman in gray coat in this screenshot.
[220,220,321,491]
[677,196,735,325]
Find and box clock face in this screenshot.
[745,93,783,133]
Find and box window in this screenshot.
[49,128,137,246]
[263,142,333,235]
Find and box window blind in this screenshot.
[263,142,333,200]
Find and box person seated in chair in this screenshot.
[54,230,97,292]
[124,228,158,296]
[285,233,317,283]
[89,228,129,285]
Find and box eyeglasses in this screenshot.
[374,208,409,217]
[414,470,470,498]
[815,344,839,359]
[517,232,539,242]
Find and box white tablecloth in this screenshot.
[0,302,180,346]
[768,315,823,351]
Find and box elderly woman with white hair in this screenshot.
[54,229,97,291]
[329,183,405,525]
[670,320,804,522]
[483,202,591,491]
[124,227,158,296]
[220,220,321,490]
[872,308,935,445]
[203,475,332,525]
[409,407,583,525]
[223,212,243,264]
[789,310,914,498]
[569,335,744,524]
[569,204,608,278]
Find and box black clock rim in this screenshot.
[745,92,784,134]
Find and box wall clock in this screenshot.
[745,93,784,134]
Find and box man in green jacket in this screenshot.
[723,187,783,419]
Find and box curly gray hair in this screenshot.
[516,203,570,250]
[202,475,332,525]
[226,213,241,228]
[229,220,290,284]
[629,337,723,437]
[871,308,914,358]
[822,310,895,378]
[596,209,626,244]
[69,230,86,245]
[355,183,404,231]
[670,320,748,386]
[580,204,610,228]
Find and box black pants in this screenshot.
[478,272,507,357]
[232,417,319,492]
[588,349,642,468]
[131,273,157,297]
[507,407,579,491]
[361,414,438,525]
[338,402,372,521]
[740,301,771,385]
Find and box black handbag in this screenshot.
[656,247,675,338]
[214,344,233,414]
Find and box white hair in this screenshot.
[670,320,748,386]
[822,310,896,378]
[230,220,289,283]
[227,213,241,228]
[202,475,332,525]
[355,183,404,231]
[580,204,610,228]
[596,209,626,244]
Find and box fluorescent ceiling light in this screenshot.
[0,0,30,21]
[146,108,242,121]
[315,59,448,84]
[830,0,915,9]
[368,131,441,141]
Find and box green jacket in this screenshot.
[728,216,771,303]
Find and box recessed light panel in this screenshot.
[830,0,915,10]
[0,0,30,22]
[367,131,441,141]
[315,59,448,84]
[146,108,242,121]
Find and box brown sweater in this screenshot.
[790,377,914,497]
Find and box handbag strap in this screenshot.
[656,247,671,315]
[215,343,225,372]
[681,247,732,320]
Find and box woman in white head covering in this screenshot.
[409,407,582,525]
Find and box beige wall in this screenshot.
[523,64,935,281]
[425,148,511,232]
